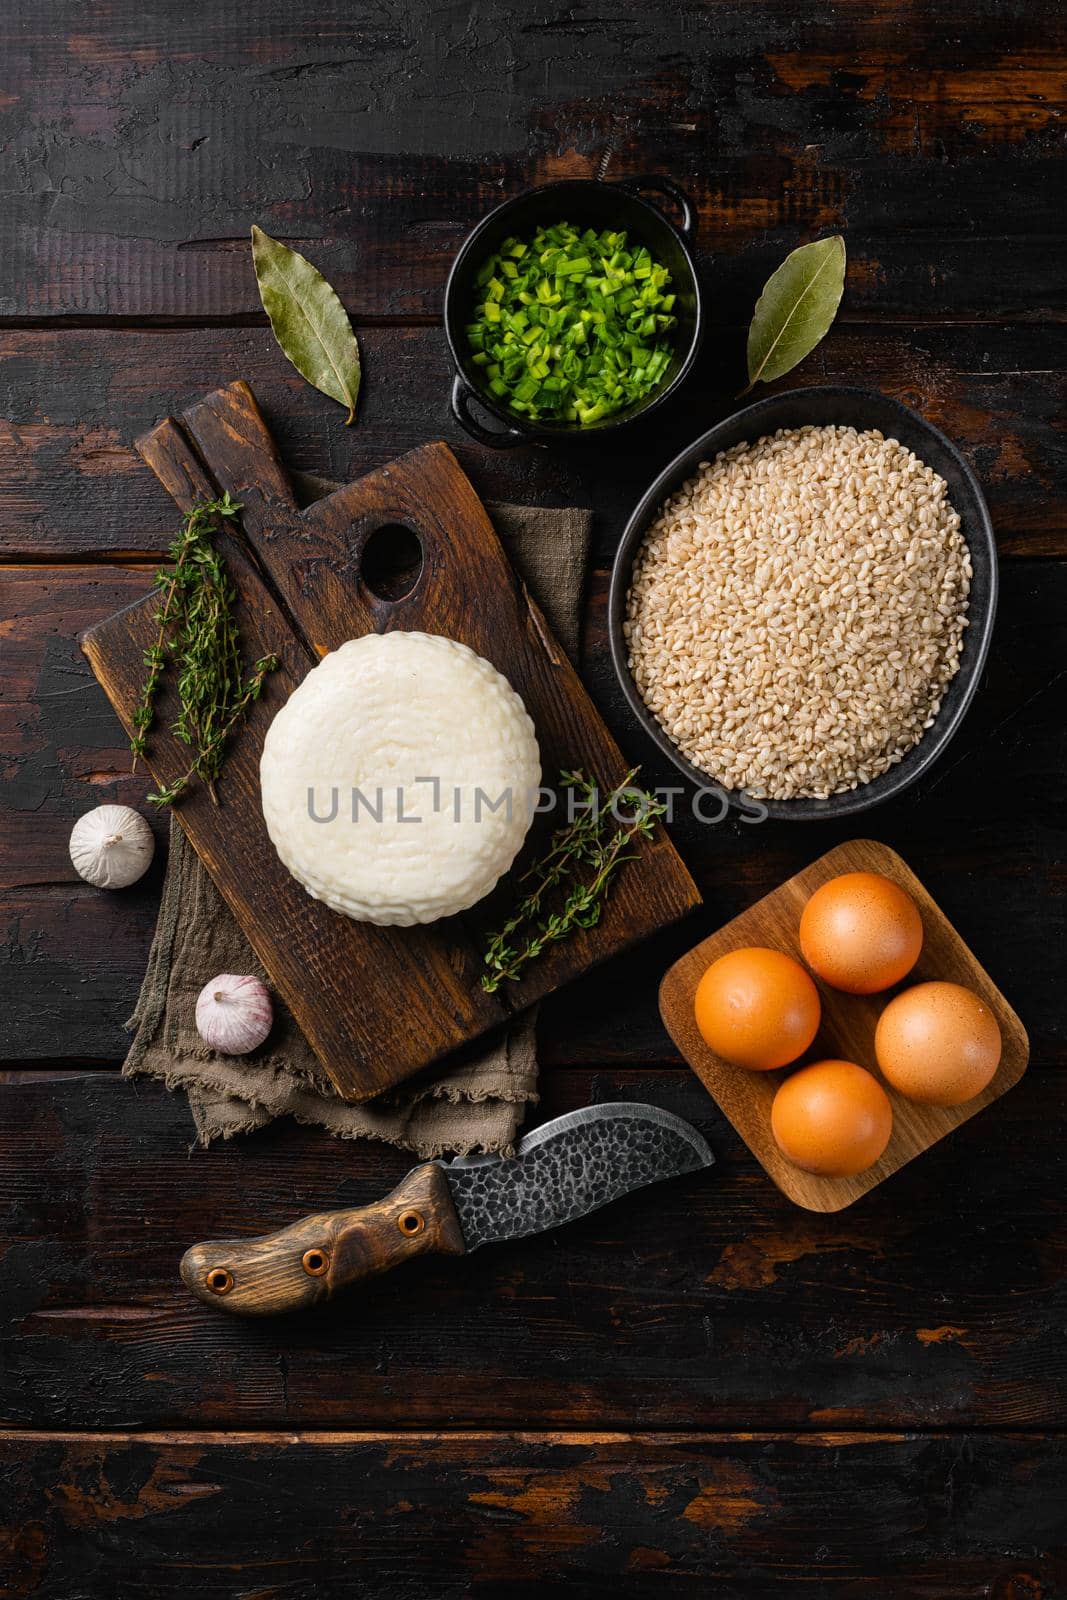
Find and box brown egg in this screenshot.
[875,981,1002,1106]
[694,947,821,1072]
[771,1059,893,1178]
[800,871,923,994]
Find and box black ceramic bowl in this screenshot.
[608,386,997,820]
[444,176,703,448]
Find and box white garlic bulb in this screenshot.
[195,973,273,1055]
[69,804,155,889]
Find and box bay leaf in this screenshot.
[744,236,846,392]
[251,226,361,424]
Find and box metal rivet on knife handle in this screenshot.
[180,1163,466,1316]
[179,1107,711,1316]
[205,1267,233,1295]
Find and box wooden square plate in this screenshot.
[659,839,1029,1211]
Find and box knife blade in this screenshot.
[180,1102,713,1316]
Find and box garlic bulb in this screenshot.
[195,974,273,1055]
[69,804,155,889]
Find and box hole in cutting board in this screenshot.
[361,523,424,602]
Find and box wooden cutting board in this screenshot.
[660,839,1029,1211]
[83,380,700,1102]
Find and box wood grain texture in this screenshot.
[660,841,1030,1211]
[79,459,504,1104]
[0,322,1064,560]
[80,381,698,1097]
[0,1429,1064,1598]
[4,559,1064,1068]
[2,1069,1064,1432]
[1,1,1064,323]
[2,1,1066,1588]
[181,1161,466,1317]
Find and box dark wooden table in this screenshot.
[1,4,1064,1595]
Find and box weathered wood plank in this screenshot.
[81,395,697,1098]
[79,429,515,1103]
[1,9,1063,1593]
[0,1429,1063,1598]
[0,566,164,1061]
[0,1069,1063,1430]
[2,2,1064,322]
[0,567,158,888]
[2,557,1063,1066]
[0,323,1064,558]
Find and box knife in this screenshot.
[180,1102,713,1316]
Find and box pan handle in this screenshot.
[614,174,697,244]
[450,373,528,449]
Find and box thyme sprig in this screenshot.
[130,493,279,807]
[482,767,665,993]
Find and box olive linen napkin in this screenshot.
[123,497,593,1158]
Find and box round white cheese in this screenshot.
[260,632,541,926]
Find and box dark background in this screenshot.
[1,2,1064,1595]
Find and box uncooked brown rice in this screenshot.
[623,425,971,800]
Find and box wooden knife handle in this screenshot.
[179,1163,466,1317]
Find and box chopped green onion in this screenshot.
[464,220,678,425]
